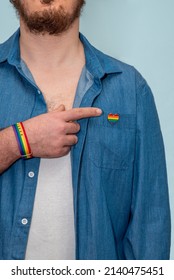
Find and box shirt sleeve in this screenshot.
[123,72,171,259]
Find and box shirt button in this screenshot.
[37,90,41,94]
[28,171,35,178]
[21,218,28,225]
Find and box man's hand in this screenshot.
[24,105,102,158]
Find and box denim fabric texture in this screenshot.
[0,29,171,260]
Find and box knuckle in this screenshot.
[73,135,78,144]
[63,147,70,156]
[57,146,69,157]
[66,147,70,153]
[75,122,80,132]
[64,151,69,156]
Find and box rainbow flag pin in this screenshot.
[107,113,120,123]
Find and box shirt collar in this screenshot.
[79,33,122,79]
[0,29,122,78]
[0,29,21,67]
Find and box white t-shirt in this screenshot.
[25,154,75,260]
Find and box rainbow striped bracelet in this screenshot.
[12,122,33,159]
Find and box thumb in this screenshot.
[53,104,66,112]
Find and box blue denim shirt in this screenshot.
[0,29,171,260]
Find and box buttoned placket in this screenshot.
[9,67,47,259]
[71,77,103,259]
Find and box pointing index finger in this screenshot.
[63,107,102,122]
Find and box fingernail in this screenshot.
[96,108,102,115]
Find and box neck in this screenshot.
[20,19,84,69]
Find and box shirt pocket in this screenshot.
[86,113,136,170]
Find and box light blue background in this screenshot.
[0,0,173,259]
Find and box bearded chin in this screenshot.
[22,7,79,35]
[10,0,85,35]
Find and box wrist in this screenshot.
[6,126,21,161]
[12,122,33,160]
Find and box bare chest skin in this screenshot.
[31,64,84,112]
[21,41,85,112]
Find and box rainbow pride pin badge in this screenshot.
[107,113,120,124]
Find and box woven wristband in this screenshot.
[12,122,33,159]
